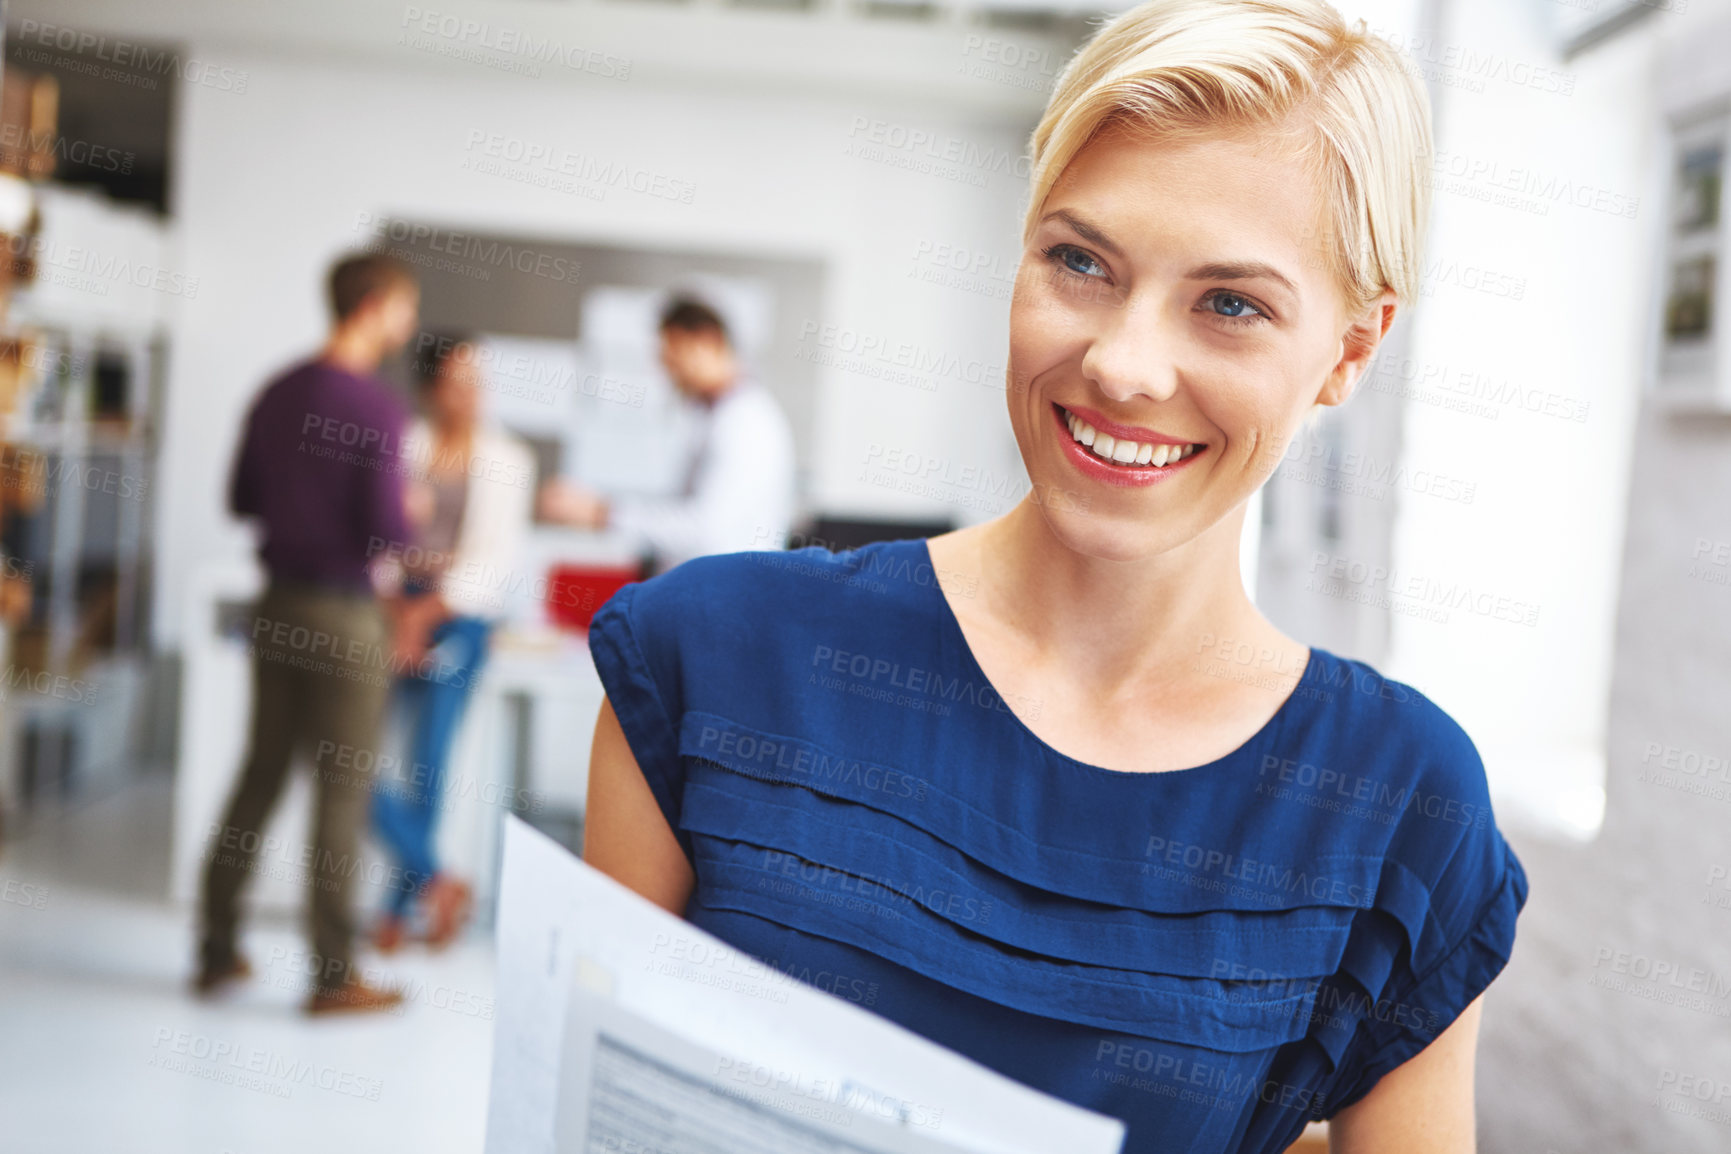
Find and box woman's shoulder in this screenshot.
[402,416,432,450]
[1290,648,1522,937]
[592,538,939,679]
[622,537,937,620]
[585,538,948,819]
[1281,652,1525,1054]
[474,422,534,463]
[1296,647,1490,810]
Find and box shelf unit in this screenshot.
[0,185,167,821]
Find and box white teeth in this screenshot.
[1060,407,1196,469]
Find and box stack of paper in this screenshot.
[485,817,1126,1154]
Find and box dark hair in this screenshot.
[409,329,475,392]
[659,295,729,344]
[327,252,417,322]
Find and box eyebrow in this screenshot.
[1187,261,1299,300]
[1043,209,1124,258]
[1042,208,1301,300]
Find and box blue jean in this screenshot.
[370,613,493,919]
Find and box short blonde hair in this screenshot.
[1024,0,1432,316]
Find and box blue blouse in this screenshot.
[587,537,1528,1154]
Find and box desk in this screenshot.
[445,626,603,916]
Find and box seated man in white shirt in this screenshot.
[541,296,796,572]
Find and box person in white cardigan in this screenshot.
[371,333,535,950]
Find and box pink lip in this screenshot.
[1058,402,1194,446]
[1049,403,1206,488]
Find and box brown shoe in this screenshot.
[373,915,407,954]
[305,978,405,1017]
[192,954,252,997]
[423,875,473,950]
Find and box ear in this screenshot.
[1317,289,1398,408]
[351,288,394,330]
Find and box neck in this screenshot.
[320,326,383,374]
[963,499,1283,693]
[697,373,739,407]
[432,417,474,448]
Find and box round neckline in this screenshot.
[910,536,1319,779]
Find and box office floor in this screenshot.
[0,768,494,1153]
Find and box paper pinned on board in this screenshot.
[484,816,1127,1154]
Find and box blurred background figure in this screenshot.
[196,253,419,1015]
[540,295,796,572]
[370,332,534,953]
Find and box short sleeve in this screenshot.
[1321,725,1530,1116]
[586,578,693,861]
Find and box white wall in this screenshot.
[150,45,1034,646]
[1384,0,1674,839]
[1462,6,1731,1151]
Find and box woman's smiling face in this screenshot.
[1008,119,1393,562]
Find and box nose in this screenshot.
[1078,290,1180,406]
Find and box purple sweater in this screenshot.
[229,358,413,592]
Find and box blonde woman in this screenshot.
[584,2,1526,1151]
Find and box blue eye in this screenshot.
[1042,243,1106,279]
[1202,290,1267,325]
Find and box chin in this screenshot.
[1031,498,1191,565]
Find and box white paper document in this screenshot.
[484,816,1127,1154]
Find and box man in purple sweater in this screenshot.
[196,253,420,1014]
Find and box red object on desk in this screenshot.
[546,564,640,631]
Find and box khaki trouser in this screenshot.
[198,582,392,995]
